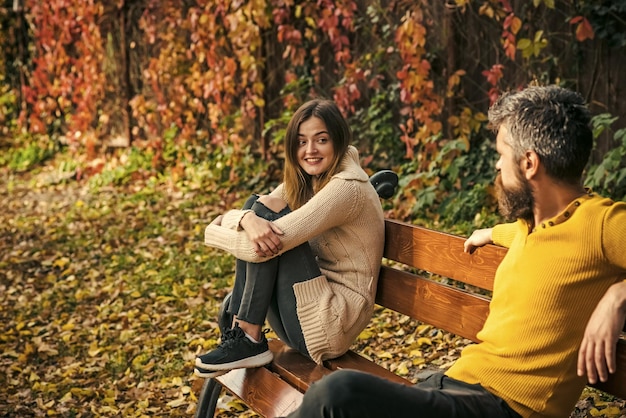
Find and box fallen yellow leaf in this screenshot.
[377,351,393,359]
[396,362,409,375]
[88,341,101,357]
[417,337,432,346]
[53,257,70,268]
[61,322,75,331]
[166,397,186,408]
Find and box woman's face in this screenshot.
[296,116,336,177]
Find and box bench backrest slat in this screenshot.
[384,219,507,291]
[375,266,490,342]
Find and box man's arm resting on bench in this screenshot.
[577,279,626,384]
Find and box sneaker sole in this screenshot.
[194,367,228,379]
[195,350,274,371]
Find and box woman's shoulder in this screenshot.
[333,146,369,182]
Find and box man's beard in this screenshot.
[495,172,534,223]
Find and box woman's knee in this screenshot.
[257,195,288,213]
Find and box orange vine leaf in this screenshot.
[570,16,595,42]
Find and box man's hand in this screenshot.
[240,212,284,257]
[577,280,626,384]
[463,228,494,254]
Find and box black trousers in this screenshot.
[227,195,321,357]
[285,370,521,418]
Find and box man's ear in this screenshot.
[521,150,540,180]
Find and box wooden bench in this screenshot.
[194,218,626,417]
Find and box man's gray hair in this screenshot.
[488,85,592,184]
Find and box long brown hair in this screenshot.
[283,99,351,209]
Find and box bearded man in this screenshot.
[284,85,626,418]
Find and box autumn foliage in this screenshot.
[1,1,626,416]
[1,1,624,219]
[2,1,623,223]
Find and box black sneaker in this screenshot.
[193,367,228,378]
[193,327,232,378]
[195,324,273,371]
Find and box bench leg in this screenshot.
[195,378,223,418]
[195,292,232,417]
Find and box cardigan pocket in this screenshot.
[328,289,368,332]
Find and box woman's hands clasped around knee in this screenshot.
[241,212,284,257]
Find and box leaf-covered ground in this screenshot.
[1,162,624,417]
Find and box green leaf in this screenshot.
[517,38,532,50]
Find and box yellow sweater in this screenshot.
[446,194,626,418]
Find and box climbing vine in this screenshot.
[21,0,105,152]
[2,0,625,218]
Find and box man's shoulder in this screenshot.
[580,194,626,230]
[584,193,626,211]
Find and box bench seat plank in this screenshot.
[324,349,412,386]
[268,339,331,392]
[215,366,303,417]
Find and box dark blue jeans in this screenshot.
[227,195,322,357]
[285,370,521,418]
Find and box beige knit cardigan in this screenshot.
[204,146,385,363]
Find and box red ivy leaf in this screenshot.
[500,0,513,13]
[571,16,594,42]
[482,64,504,87]
[503,14,522,35]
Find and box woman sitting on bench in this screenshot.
[195,99,385,377]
